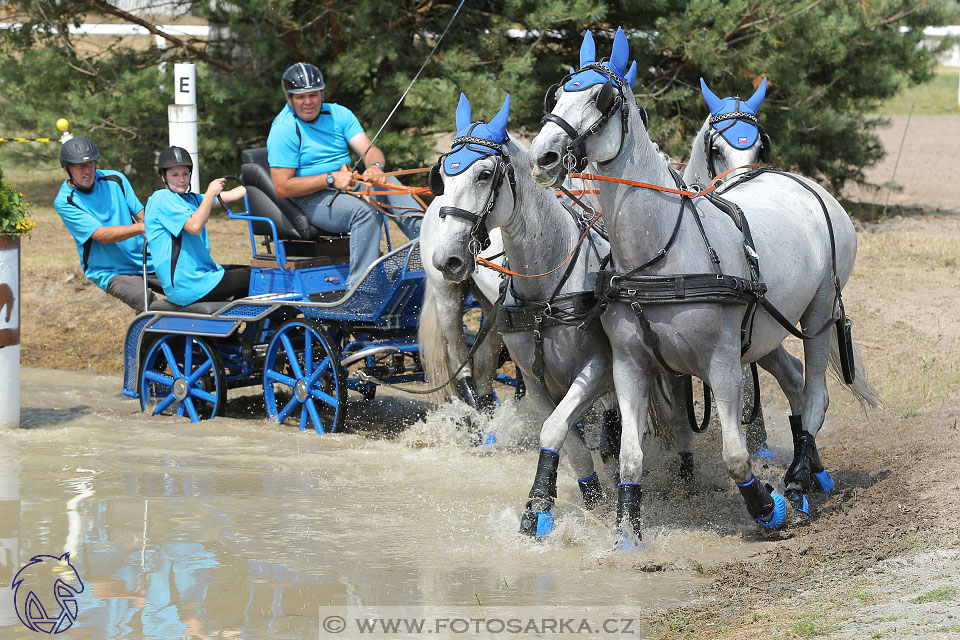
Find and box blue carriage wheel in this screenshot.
[139,334,225,423]
[263,318,345,434]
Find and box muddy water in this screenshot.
[1,368,797,639]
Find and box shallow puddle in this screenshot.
[0,369,791,638]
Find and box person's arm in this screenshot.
[183,179,226,235]
[131,208,144,223]
[349,132,386,180]
[217,185,247,206]
[271,166,354,198]
[90,220,145,244]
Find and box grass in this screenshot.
[910,585,958,604]
[872,67,960,116]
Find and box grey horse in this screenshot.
[430,93,620,536]
[530,28,881,544]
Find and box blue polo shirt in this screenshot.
[144,189,225,306]
[266,102,365,176]
[53,170,152,291]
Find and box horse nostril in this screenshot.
[537,151,559,168]
[444,256,464,275]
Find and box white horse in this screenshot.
[530,28,880,543]
[430,93,622,535]
[419,202,508,412]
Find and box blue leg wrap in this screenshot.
[813,469,834,492]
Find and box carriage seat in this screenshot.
[148,299,229,315]
[240,148,349,267]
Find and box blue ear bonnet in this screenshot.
[443,122,506,176]
[564,28,637,92]
[701,77,767,150]
[443,94,510,176]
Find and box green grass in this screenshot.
[873,67,960,116]
[910,585,958,604]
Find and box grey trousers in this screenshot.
[105,273,161,314]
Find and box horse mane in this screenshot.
[682,119,713,186]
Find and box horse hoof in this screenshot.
[756,492,788,529]
[481,430,498,446]
[750,443,776,459]
[784,488,810,518]
[813,469,834,492]
[614,531,644,553]
[519,508,555,538]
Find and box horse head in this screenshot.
[694,77,770,181]
[531,26,643,187]
[430,93,518,283]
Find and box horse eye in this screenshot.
[478,169,492,181]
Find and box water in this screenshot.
[0,369,789,639]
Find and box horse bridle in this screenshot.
[703,107,771,179]
[541,62,646,173]
[429,131,516,256]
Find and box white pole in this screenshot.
[0,236,20,429]
[169,63,199,193]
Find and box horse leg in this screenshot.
[751,346,805,459]
[432,281,481,408]
[597,393,621,482]
[470,290,503,415]
[654,374,697,483]
[784,295,836,515]
[708,351,788,530]
[519,356,612,537]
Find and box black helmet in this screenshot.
[60,137,100,167]
[157,146,193,176]
[282,62,325,95]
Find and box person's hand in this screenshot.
[205,177,227,198]
[362,164,385,181]
[331,166,356,190]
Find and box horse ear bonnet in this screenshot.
[436,94,511,185]
[701,76,768,151]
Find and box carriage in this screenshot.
[120,148,435,433]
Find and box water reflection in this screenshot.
[2,369,780,639]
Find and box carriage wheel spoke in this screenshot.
[309,386,338,408]
[277,395,299,423]
[183,397,200,423]
[160,343,182,378]
[281,334,304,379]
[308,357,332,385]
[191,387,217,405]
[265,369,296,388]
[187,359,214,385]
[183,337,193,377]
[298,405,308,430]
[304,330,313,377]
[153,392,177,415]
[305,399,325,434]
[143,371,173,387]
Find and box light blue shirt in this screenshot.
[266,102,364,176]
[53,170,152,291]
[144,189,225,306]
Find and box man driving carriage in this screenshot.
[266,62,422,291]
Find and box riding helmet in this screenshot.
[282,62,325,95]
[157,146,193,176]
[59,137,100,167]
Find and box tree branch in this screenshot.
[83,0,234,72]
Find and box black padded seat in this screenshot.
[239,147,348,242]
[149,299,230,315]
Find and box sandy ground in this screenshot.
[9,114,960,638]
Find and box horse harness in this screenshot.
[495,204,605,396]
[594,166,855,385]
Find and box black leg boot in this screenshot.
[737,474,786,529]
[616,483,643,550]
[519,449,560,537]
[578,473,605,510]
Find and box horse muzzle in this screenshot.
[432,250,474,283]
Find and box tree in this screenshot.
[0,0,946,195]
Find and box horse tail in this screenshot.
[418,281,455,404]
[829,330,884,410]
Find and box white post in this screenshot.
[169,63,200,193]
[0,236,20,429]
